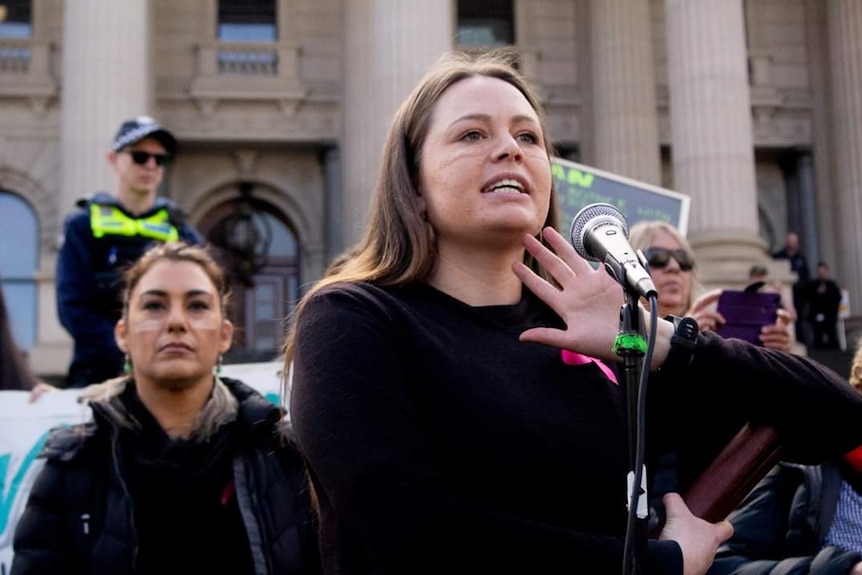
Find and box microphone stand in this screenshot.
[613,282,650,575]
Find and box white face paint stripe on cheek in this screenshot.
[134,319,163,332]
[131,316,221,332]
[189,317,220,330]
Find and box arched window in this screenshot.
[202,195,300,363]
[0,190,39,350]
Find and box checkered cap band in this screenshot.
[111,116,176,155]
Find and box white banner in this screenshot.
[0,362,284,571]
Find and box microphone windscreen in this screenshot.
[569,203,630,261]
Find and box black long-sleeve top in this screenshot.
[290,282,862,575]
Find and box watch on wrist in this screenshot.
[662,314,699,369]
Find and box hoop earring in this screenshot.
[123,354,132,374]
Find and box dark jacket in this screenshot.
[771,248,811,287]
[806,278,842,323]
[708,462,862,575]
[10,377,321,575]
[56,192,204,386]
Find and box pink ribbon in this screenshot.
[561,350,618,385]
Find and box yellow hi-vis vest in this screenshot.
[89,204,179,242]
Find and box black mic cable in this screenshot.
[621,294,658,575]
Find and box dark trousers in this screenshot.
[810,318,840,350]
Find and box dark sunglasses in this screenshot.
[644,247,695,271]
[123,150,171,167]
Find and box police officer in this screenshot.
[56,116,204,388]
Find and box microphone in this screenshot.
[569,203,657,298]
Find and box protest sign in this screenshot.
[552,157,690,236]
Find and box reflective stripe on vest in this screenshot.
[89,204,179,242]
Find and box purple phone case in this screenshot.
[715,290,781,345]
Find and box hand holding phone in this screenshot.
[715,290,781,345]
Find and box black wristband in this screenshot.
[662,315,699,370]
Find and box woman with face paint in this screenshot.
[10,242,321,575]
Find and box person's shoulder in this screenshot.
[221,377,283,420]
[152,196,190,218]
[221,376,298,446]
[222,376,272,405]
[61,211,90,238]
[40,422,99,463]
[152,198,204,242]
[63,193,117,224]
[319,280,423,300]
[74,192,120,210]
[308,282,422,318]
[307,280,383,303]
[179,223,205,245]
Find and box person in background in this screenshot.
[57,116,204,388]
[627,222,797,530]
[772,231,811,344]
[746,263,797,323]
[285,49,862,575]
[0,274,38,391]
[806,261,843,350]
[12,242,320,575]
[628,221,794,352]
[852,339,862,393]
[708,336,862,575]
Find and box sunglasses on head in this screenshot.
[123,150,170,167]
[644,247,695,271]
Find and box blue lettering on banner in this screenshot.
[0,432,48,535]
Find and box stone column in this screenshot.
[802,0,837,274]
[665,0,765,280]
[797,153,820,269]
[323,146,342,263]
[590,0,661,185]
[44,1,150,374]
[827,0,862,313]
[341,0,453,247]
[59,0,150,214]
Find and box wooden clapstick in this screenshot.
[681,423,782,523]
[650,422,783,537]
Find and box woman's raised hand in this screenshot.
[514,226,628,362]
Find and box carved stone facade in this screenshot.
[0,0,859,375]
